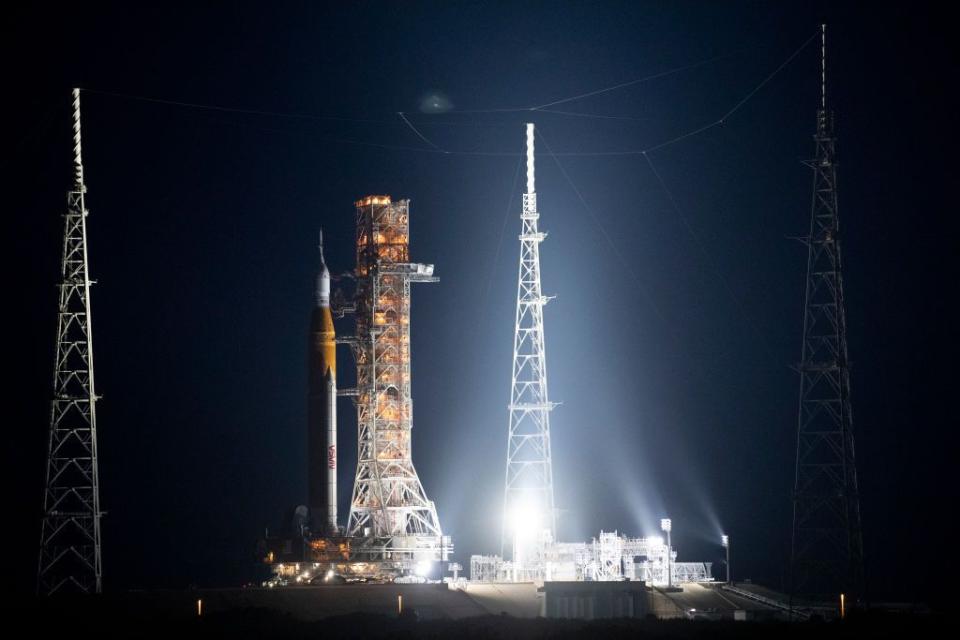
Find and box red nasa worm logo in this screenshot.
[328,445,336,469]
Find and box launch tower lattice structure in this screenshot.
[346,196,447,558]
[790,25,864,602]
[38,89,103,595]
[502,123,557,558]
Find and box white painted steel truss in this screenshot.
[38,89,103,595]
[503,124,557,559]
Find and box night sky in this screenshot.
[7,1,954,606]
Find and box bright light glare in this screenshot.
[510,503,543,538]
[721,534,729,547]
[660,518,672,532]
[415,561,432,577]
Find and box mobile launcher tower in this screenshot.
[344,195,451,566]
[264,196,451,584]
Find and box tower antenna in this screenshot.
[502,123,557,576]
[38,89,104,595]
[789,26,865,604]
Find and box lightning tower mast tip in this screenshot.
[820,24,827,111]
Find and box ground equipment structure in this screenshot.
[344,195,451,565]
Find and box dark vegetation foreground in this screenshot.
[22,596,941,640]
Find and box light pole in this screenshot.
[661,518,672,589]
[721,534,730,584]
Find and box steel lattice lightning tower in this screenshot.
[38,89,103,595]
[502,123,556,560]
[347,196,446,554]
[790,25,864,602]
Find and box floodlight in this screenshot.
[511,503,542,538]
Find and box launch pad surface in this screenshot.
[93,582,792,622]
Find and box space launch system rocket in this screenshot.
[308,231,337,535]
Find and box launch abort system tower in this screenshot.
[346,195,450,564]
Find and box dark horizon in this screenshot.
[6,1,953,608]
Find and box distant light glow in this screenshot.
[660,518,672,533]
[415,560,432,577]
[721,534,729,548]
[419,92,453,114]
